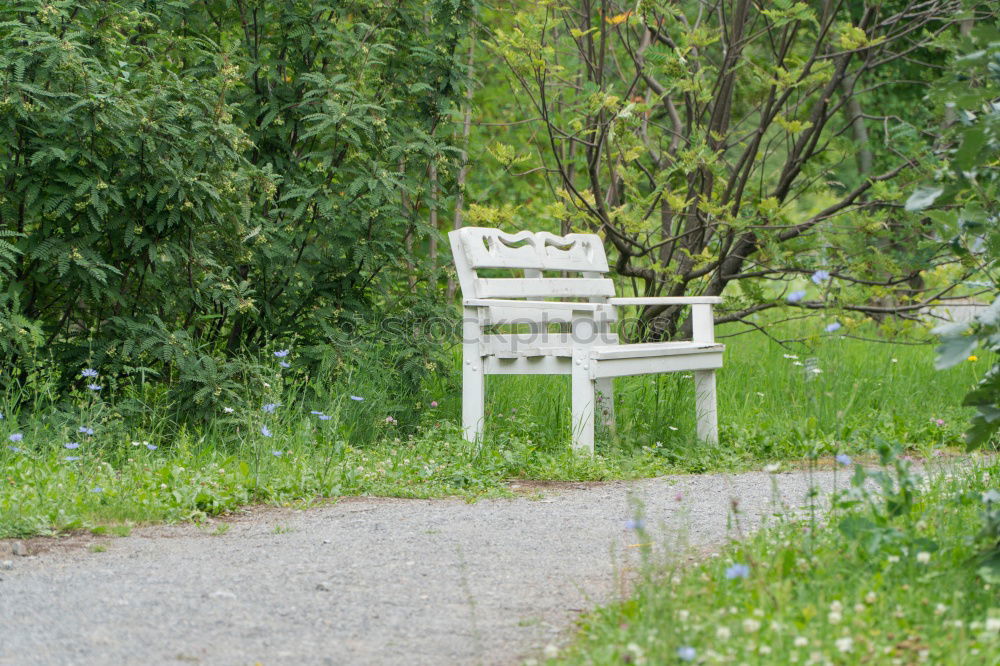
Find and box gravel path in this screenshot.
[0,469,850,666]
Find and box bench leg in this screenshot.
[571,352,595,454]
[694,369,718,444]
[462,351,485,445]
[595,377,615,430]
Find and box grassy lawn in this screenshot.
[0,321,986,537]
[552,451,1000,665]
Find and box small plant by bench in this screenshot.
[449,227,724,454]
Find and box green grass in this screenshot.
[470,322,983,467]
[552,453,1000,665]
[0,321,987,537]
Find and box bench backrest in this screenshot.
[448,227,614,301]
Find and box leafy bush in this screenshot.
[925,25,1000,448]
[0,0,470,414]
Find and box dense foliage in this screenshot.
[929,23,1000,447]
[475,0,997,339]
[0,0,471,412]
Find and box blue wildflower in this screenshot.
[624,518,646,530]
[836,453,852,466]
[261,426,273,438]
[8,433,23,443]
[79,426,94,436]
[81,368,98,378]
[786,289,807,303]
[310,410,325,415]
[349,396,364,401]
[272,450,282,457]
[145,443,157,451]
[64,442,80,450]
[825,321,842,333]
[87,384,102,391]
[725,563,750,579]
[318,415,332,421]
[677,646,696,662]
[262,403,281,413]
[279,361,290,369]
[274,349,290,358]
[0,412,4,419]
[64,456,81,462]
[8,446,21,453]
[91,487,103,493]
[811,269,831,284]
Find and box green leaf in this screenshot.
[934,333,978,369]
[905,186,944,211]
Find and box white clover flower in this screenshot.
[916,551,931,564]
[835,637,853,653]
[742,618,761,633]
[829,600,843,613]
[864,591,877,604]
[543,644,559,658]
[716,626,731,640]
[759,645,772,655]
[828,611,842,625]
[764,463,780,473]
[887,555,900,563]
[934,604,947,616]
[985,617,1000,632]
[794,637,808,647]
[677,610,690,622]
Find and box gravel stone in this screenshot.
[0,469,856,665]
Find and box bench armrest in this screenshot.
[608,297,722,306]
[463,299,609,312]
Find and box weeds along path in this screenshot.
[1,469,854,665]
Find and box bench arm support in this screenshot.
[607,297,722,305]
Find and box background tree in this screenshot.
[477,0,995,340]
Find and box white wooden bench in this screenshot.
[449,227,724,454]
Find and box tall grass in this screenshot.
[0,320,986,536]
[451,322,983,469]
[552,454,1000,665]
